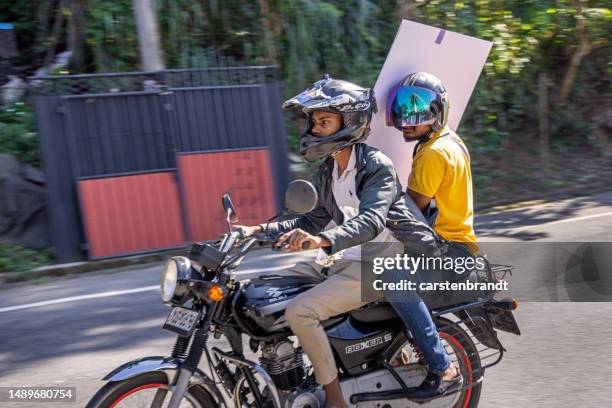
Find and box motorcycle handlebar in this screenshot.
[221,231,313,256]
[252,232,311,251]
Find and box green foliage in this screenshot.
[0,101,40,167]
[0,243,54,273]
[86,0,140,72]
[278,0,384,90]
[404,0,612,152]
[2,0,611,182]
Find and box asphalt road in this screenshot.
[1,191,612,407]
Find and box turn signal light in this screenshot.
[208,285,224,302]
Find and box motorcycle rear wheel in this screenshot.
[390,317,482,408]
[85,371,219,408]
[438,317,482,408]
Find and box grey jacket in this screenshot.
[266,143,442,256]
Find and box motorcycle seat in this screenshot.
[350,303,399,323]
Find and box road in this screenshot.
[1,191,612,407]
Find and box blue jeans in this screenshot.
[382,265,450,373]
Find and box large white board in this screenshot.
[368,20,492,188]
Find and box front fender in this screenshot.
[102,356,223,405]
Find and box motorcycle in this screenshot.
[86,180,521,408]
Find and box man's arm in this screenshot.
[262,205,331,237]
[408,189,432,213]
[407,148,447,213]
[240,208,332,251]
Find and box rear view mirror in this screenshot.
[222,194,239,229]
[285,180,318,214]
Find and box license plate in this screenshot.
[163,307,200,337]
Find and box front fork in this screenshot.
[167,302,217,408]
[166,306,281,408]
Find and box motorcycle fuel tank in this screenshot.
[234,274,319,337]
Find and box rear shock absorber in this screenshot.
[409,340,426,366]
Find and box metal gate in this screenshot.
[30,67,289,261]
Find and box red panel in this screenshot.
[178,149,277,242]
[78,172,186,258]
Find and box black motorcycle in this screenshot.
[86,180,521,408]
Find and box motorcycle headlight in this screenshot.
[161,256,192,305]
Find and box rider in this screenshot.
[238,75,461,407]
[387,71,476,249]
[384,71,478,399]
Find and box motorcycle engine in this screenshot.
[260,340,305,390]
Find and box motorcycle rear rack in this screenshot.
[490,263,514,280]
[437,315,504,375]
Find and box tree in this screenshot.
[132,0,164,71]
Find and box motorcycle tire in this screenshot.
[389,316,482,408]
[85,371,219,408]
[436,316,483,408]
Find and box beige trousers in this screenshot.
[284,260,382,386]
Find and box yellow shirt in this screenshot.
[408,127,477,244]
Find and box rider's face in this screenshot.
[310,111,342,137]
[402,124,431,142]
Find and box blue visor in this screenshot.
[388,86,437,129]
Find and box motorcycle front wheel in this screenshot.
[85,371,219,408]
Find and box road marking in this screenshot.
[0,286,159,313]
[508,211,612,232]
[0,264,297,314]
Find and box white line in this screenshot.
[0,264,298,314]
[0,285,159,313]
[509,211,612,232]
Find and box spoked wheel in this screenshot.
[389,317,482,408]
[85,372,218,408]
[438,316,482,408]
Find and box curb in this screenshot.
[0,247,186,285]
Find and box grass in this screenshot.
[0,244,54,273]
